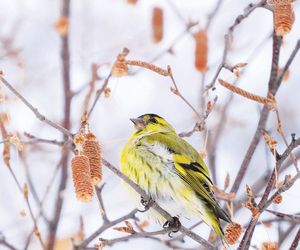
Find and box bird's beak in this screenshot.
[130,118,146,130]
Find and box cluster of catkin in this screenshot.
[71,132,103,202]
[268,0,296,36]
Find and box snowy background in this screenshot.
[0,0,300,249]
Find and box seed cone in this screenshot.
[71,155,94,202]
[83,140,103,185]
[224,222,243,245]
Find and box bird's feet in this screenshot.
[163,217,181,234]
[138,196,154,213]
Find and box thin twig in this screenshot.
[206,0,224,30]
[276,39,300,91]
[260,171,300,212]
[47,0,72,249]
[168,66,205,128]
[265,209,300,222]
[230,33,282,195]
[99,228,172,246]
[259,137,300,206]
[74,208,138,249]
[237,218,258,250]
[0,234,18,250]
[0,77,74,138]
[289,228,300,250]
[101,158,218,250]
[205,0,268,91]
[87,72,111,119]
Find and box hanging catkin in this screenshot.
[152,7,163,43]
[274,4,294,36]
[83,138,103,185]
[71,155,94,202]
[268,0,297,4]
[194,29,208,73]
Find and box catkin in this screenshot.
[152,7,163,43]
[274,4,294,36]
[268,0,297,4]
[71,155,94,202]
[127,0,138,4]
[83,140,103,185]
[194,30,208,73]
[224,222,243,245]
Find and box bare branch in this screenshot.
[289,228,300,250]
[99,228,172,247]
[0,77,74,139]
[260,171,300,212]
[266,209,300,222]
[101,158,218,250]
[230,33,282,195]
[206,0,268,91]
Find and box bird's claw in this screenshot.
[138,196,154,213]
[163,217,181,236]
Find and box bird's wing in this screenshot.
[145,132,217,205]
[173,155,217,205]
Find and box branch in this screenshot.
[47,0,72,249]
[260,171,300,212]
[259,137,300,205]
[0,233,18,250]
[237,218,258,250]
[87,72,111,119]
[0,77,74,139]
[75,207,138,249]
[276,39,300,90]
[266,210,300,222]
[230,32,282,195]
[205,0,268,91]
[289,228,300,250]
[99,228,172,247]
[101,158,218,250]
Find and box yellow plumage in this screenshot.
[120,114,233,244]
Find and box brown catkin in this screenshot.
[152,7,163,43]
[274,4,294,36]
[224,222,243,245]
[194,30,208,73]
[268,0,297,4]
[127,0,138,4]
[82,140,103,185]
[71,155,94,202]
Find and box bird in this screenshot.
[120,113,233,244]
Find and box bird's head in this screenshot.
[130,114,175,135]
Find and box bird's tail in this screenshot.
[210,219,228,245]
[201,209,231,245]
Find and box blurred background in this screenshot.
[0,0,300,249]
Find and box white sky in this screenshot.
[0,0,300,249]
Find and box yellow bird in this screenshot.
[120,114,233,244]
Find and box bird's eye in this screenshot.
[150,118,158,124]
